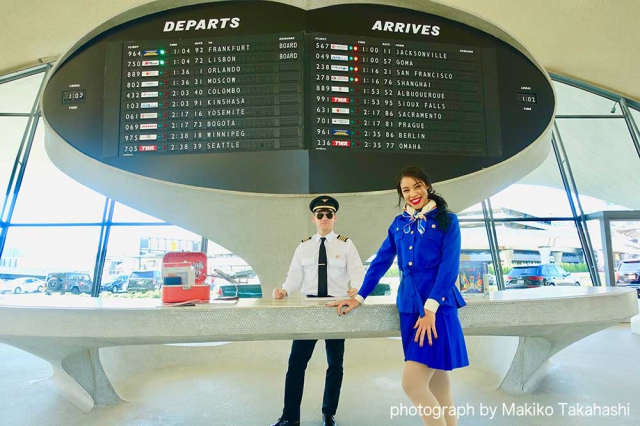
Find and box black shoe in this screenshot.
[323,414,336,426]
[270,418,299,426]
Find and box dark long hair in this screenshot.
[396,165,452,231]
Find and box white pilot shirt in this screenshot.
[282,231,365,297]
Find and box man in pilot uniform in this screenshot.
[271,195,365,426]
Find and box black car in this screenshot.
[127,270,161,292]
[505,264,580,289]
[45,272,92,295]
[615,259,640,297]
[100,274,129,294]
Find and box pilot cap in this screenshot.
[309,195,339,212]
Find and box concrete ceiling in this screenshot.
[2,0,639,101]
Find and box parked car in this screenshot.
[100,274,129,294]
[505,264,580,289]
[615,259,640,297]
[0,277,45,294]
[45,272,92,294]
[127,270,161,292]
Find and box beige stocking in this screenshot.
[401,361,446,425]
[430,369,457,426]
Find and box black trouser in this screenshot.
[281,339,345,421]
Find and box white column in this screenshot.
[538,247,551,264]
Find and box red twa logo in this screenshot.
[331,97,349,103]
[332,140,350,147]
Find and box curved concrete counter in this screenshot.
[0,287,637,412]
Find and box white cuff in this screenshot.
[424,298,439,313]
[355,295,365,305]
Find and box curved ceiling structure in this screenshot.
[2,0,639,102]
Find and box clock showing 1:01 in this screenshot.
[62,90,86,104]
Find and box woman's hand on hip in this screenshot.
[414,311,437,347]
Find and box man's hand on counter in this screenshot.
[272,288,288,299]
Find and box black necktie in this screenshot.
[318,237,328,297]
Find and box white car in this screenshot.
[0,277,45,294]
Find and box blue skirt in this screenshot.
[399,306,469,371]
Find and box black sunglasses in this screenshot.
[315,212,334,220]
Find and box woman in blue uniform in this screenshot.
[330,165,468,425]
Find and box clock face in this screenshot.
[62,90,86,103]
[43,1,554,194]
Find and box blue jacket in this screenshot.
[359,209,466,316]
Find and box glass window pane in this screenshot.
[587,219,640,286]
[490,184,574,218]
[630,107,640,129]
[206,240,261,299]
[10,123,107,223]
[0,72,44,113]
[613,218,640,286]
[112,202,164,223]
[0,226,100,283]
[496,220,595,290]
[363,251,399,296]
[458,203,484,220]
[585,220,606,283]
[490,144,575,217]
[101,225,202,299]
[554,81,622,116]
[556,119,638,213]
[206,240,251,275]
[0,117,29,202]
[459,221,495,293]
[610,220,640,260]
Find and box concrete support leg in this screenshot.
[499,321,620,394]
[0,337,122,412]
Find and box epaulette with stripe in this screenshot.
[301,236,313,243]
[337,235,349,242]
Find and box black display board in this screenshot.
[42,1,554,194]
[308,32,500,157]
[118,33,304,156]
